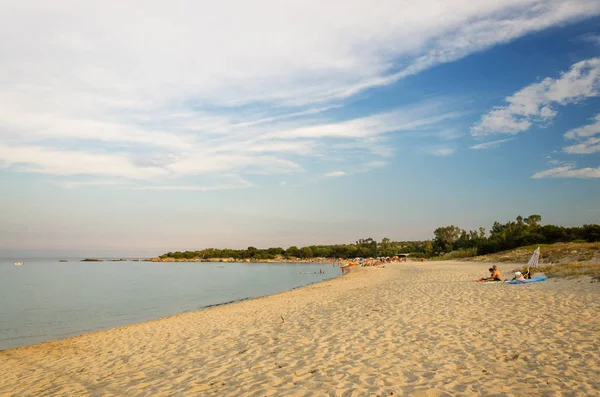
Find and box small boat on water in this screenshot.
[14,262,24,266]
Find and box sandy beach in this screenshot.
[1,261,599,396]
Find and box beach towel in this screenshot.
[508,275,547,284]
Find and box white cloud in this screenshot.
[319,160,387,180]
[472,57,600,136]
[263,107,463,140]
[437,129,465,140]
[563,137,600,154]
[470,138,514,150]
[0,144,166,179]
[581,33,600,46]
[1,1,599,187]
[325,171,346,177]
[532,165,600,179]
[427,147,457,156]
[133,181,255,191]
[361,161,387,170]
[333,139,395,158]
[562,113,600,154]
[48,180,132,189]
[564,113,600,139]
[0,100,459,184]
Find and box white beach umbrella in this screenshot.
[524,247,541,278]
[527,247,541,269]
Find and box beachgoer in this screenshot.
[477,268,494,282]
[477,265,502,282]
[512,271,525,281]
[491,265,502,280]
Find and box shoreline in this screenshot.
[198,273,344,311]
[150,257,347,264]
[1,261,598,396]
[0,265,343,353]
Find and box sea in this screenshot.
[0,259,339,351]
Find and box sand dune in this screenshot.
[1,261,599,396]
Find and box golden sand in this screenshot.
[1,261,599,396]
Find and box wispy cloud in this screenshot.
[321,160,388,179]
[564,113,600,139]
[48,179,132,189]
[558,113,600,154]
[0,100,460,185]
[134,182,255,192]
[1,1,598,188]
[472,58,600,136]
[581,33,600,46]
[437,129,465,141]
[564,137,600,154]
[263,107,463,140]
[469,138,514,150]
[0,144,167,179]
[325,171,346,178]
[532,164,600,179]
[360,161,387,171]
[48,174,255,192]
[426,147,457,156]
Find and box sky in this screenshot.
[1,0,600,257]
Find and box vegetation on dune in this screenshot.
[537,262,600,280]
[466,242,600,264]
[512,262,600,281]
[157,215,600,261]
[435,248,479,261]
[432,215,599,256]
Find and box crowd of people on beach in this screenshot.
[339,256,413,274]
[335,257,535,283]
[337,258,533,283]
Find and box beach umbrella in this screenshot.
[525,247,540,278]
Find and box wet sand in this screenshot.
[1,261,599,396]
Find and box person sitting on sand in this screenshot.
[512,271,525,282]
[477,265,502,282]
[477,268,494,282]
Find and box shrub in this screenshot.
[438,248,478,260]
[538,262,600,280]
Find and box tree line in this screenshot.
[159,237,431,260]
[158,215,600,260]
[433,214,599,255]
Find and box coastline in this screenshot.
[0,261,342,352]
[150,257,345,264]
[1,261,598,396]
[2,271,343,352]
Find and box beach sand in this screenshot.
[1,261,599,396]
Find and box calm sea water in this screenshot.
[0,259,338,350]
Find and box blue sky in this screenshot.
[1,1,600,257]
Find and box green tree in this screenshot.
[286,246,300,258]
[433,225,464,253]
[424,240,434,256]
[157,214,600,262]
[524,214,542,227]
[300,246,313,258]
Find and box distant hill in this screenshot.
[463,242,600,264]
